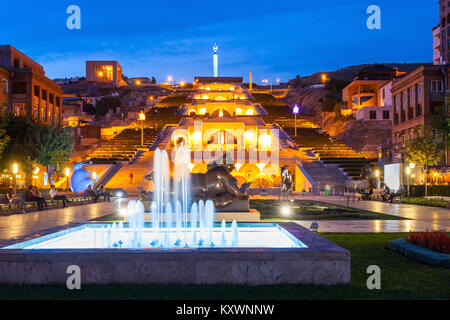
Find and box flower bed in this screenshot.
[404,231,449,254]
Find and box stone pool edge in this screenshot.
[0,222,351,285]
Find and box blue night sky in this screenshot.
[1,0,438,83]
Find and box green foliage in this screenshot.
[405,128,444,197]
[34,125,74,169]
[83,102,96,115]
[401,197,448,208]
[95,96,122,116]
[0,116,74,183]
[0,118,10,159]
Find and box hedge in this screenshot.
[409,185,450,197]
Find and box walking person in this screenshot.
[6,187,26,214]
[129,171,134,184]
[49,185,69,207]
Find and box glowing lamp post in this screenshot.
[65,168,70,191]
[406,166,411,200]
[12,163,18,187]
[375,169,380,189]
[292,105,300,136]
[139,111,146,146]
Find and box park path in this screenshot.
[0,195,448,245]
[0,200,125,245]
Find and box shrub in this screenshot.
[402,197,448,208]
[405,230,450,254]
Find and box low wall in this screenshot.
[0,223,350,285]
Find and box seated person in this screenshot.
[49,185,69,207]
[381,186,391,202]
[96,184,110,202]
[389,185,405,203]
[25,185,47,210]
[6,187,25,214]
[83,184,99,202]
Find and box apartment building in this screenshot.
[391,65,448,162]
[0,45,63,126]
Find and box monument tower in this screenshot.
[213,43,218,77]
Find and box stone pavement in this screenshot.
[0,195,449,245]
[0,200,125,243]
[254,194,449,232]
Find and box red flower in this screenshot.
[405,230,450,254]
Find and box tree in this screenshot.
[0,116,38,182]
[404,128,444,197]
[83,102,96,115]
[0,118,10,159]
[151,76,156,84]
[95,96,122,116]
[34,125,74,185]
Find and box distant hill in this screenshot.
[291,63,428,85]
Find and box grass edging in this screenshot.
[389,238,450,269]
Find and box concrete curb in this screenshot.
[389,238,450,268]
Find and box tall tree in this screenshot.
[34,124,74,185]
[404,128,444,197]
[0,118,11,159]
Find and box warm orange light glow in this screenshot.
[236,107,242,115]
[139,111,146,121]
[98,71,103,77]
[180,81,186,87]
[246,109,254,115]
[259,134,271,148]
[321,74,329,83]
[136,80,141,85]
[192,131,202,143]
[244,130,254,141]
[219,110,224,117]
[199,108,207,115]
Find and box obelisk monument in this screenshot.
[213,43,218,77]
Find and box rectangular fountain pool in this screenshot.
[3,223,307,249]
[0,222,350,285]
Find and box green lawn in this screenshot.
[0,233,448,300]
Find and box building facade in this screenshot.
[433,24,442,65]
[86,60,126,87]
[0,45,63,126]
[390,65,447,161]
[438,0,450,64]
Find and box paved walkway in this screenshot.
[253,194,450,232]
[0,196,448,244]
[0,200,125,243]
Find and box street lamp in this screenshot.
[375,169,380,189]
[12,163,18,187]
[65,168,70,191]
[406,166,411,200]
[139,111,146,146]
[292,105,299,136]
